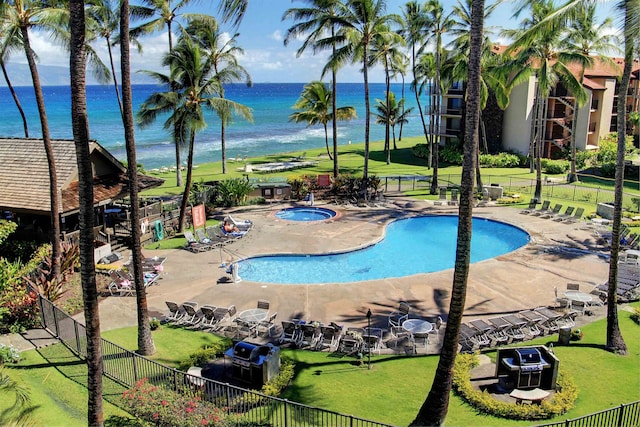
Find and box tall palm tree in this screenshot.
[283,0,346,179]
[69,0,105,423]
[184,15,252,174]
[411,0,485,424]
[424,0,456,195]
[3,0,68,279]
[330,0,391,195]
[0,13,29,138]
[370,26,406,164]
[399,1,431,164]
[137,34,252,232]
[373,91,413,162]
[121,0,157,357]
[562,3,618,182]
[290,80,357,159]
[502,0,589,202]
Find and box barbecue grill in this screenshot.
[225,342,280,388]
[496,346,559,390]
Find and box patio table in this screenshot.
[564,291,593,303]
[237,308,268,325]
[402,319,432,348]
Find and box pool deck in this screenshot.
[82,197,614,351]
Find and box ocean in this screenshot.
[0,83,426,170]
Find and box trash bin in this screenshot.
[558,327,571,345]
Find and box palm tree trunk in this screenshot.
[179,132,196,232]
[430,59,441,195]
[106,40,124,117]
[120,0,156,357]
[398,73,405,144]
[384,58,391,165]
[606,1,632,354]
[331,26,339,179]
[411,45,430,166]
[69,2,104,425]
[412,0,484,424]
[533,87,544,201]
[323,123,332,159]
[20,27,61,279]
[362,46,371,196]
[221,120,227,174]
[1,60,29,137]
[167,21,183,187]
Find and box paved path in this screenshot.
[83,198,611,341]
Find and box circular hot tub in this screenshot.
[275,207,337,222]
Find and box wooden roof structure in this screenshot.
[0,137,164,216]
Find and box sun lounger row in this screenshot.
[520,200,584,223]
[459,307,578,352]
[164,300,237,330]
[183,224,249,253]
[108,269,159,296]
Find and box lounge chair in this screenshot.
[448,189,458,206]
[517,310,543,338]
[529,200,551,216]
[562,207,584,224]
[434,187,448,206]
[316,325,341,351]
[501,314,527,341]
[552,206,575,221]
[165,301,185,323]
[388,301,411,328]
[181,301,202,327]
[533,307,562,334]
[519,199,538,214]
[183,231,210,252]
[198,305,218,329]
[227,215,253,231]
[299,324,321,348]
[539,203,563,219]
[279,320,301,345]
[361,328,383,354]
[195,228,221,249]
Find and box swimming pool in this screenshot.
[237,215,530,284]
[275,207,337,222]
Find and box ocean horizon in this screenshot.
[0,83,427,169]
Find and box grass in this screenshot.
[97,305,640,427]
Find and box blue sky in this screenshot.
[2,0,620,86]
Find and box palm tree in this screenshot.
[411,0,485,424]
[373,91,413,162]
[502,0,589,202]
[283,0,346,179]
[399,1,431,164]
[0,14,29,138]
[184,15,252,174]
[290,80,357,159]
[561,3,618,182]
[3,0,68,279]
[330,0,391,195]
[424,0,456,195]
[370,26,406,164]
[69,0,105,423]
[137,34,251,232]
[119,0,157,357]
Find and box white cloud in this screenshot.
[270,30,283,42]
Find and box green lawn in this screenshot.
[96,305,640,427]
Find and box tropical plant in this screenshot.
[69,0,105,423]
[502,0,589,202]
[412,0,484,422]
[22,242,79,302]
[283,0,346,179]
[330,0,392,193]
[184,15,253,174]
[290,81,356,160]
[2,0,68,280]
[373,91,414,160]
[216,178,253,207]
[137,34,252,232]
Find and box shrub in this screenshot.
[630,307,640,325]
[479,152,521,168]
[216,178,254,207]
[0,344,20,364]
[439,142,463,166]
[452,353,577,420]
[122,378,250,426]
[541,159,570,174]
[570,329,584,341]
[149,317,161,331]
[412,143,430,159]
[575,150,596,170]
[0,286,38,334]
[178,340,232,372]
[260,356,294,396]
[23,242,80,303]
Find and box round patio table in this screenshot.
[237,308,268,324]
[564,291,593,303]
[402,319,433,335]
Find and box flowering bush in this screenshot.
[122,378,250,426]
[0,343,20,364]
[0,286,39,334]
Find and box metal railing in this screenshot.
[534,401,640,427]
[34,291,394,427]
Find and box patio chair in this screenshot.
[539,203,563,219]
[433,187,447,206]
[183,231,209,253]
[316,325,341,351]
[257,299,270,311]
[533,307,561,334]
[519,199,538,214]
[300,324,321,348]
[552,206,574,222]
[361,328,383,354]
[389,325,414,349]
[529,200,551,216]
[198,305,218,330]
[554,286,570,308]
[278,320,301,345]
[501,314,527,341]
[486,317,510,344]
[338,334,361,355]
[517,310,543,338]
[165,301,185,323]
[256,312,278,338]
[195,228,221,249]
[388,301,411,328]
[448,188,458,206]
[562,207,585,224]
[556,311,577,328]
[428,316,443,341]
[181,301,202,327]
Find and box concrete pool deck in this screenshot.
[88,197,614,348]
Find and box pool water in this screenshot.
[275,207,337,221]
[237,215,529,284]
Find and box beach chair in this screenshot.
[552,206,574,221]
[529,200,551,216]
[165,301,186,323]
[448,189,459,206]
[227,215,253,231]
[434,187,448,206]
[183,231,209,252]
[279,320,301,345]
[519,199,538,214]
[195,228,220,249]
[563,207,584,224]
[539,203,562,219]
[316,325,341,351]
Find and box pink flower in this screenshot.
[186,407,194,413]
[161,400,168,406]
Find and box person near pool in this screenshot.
[223,220,239,233]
